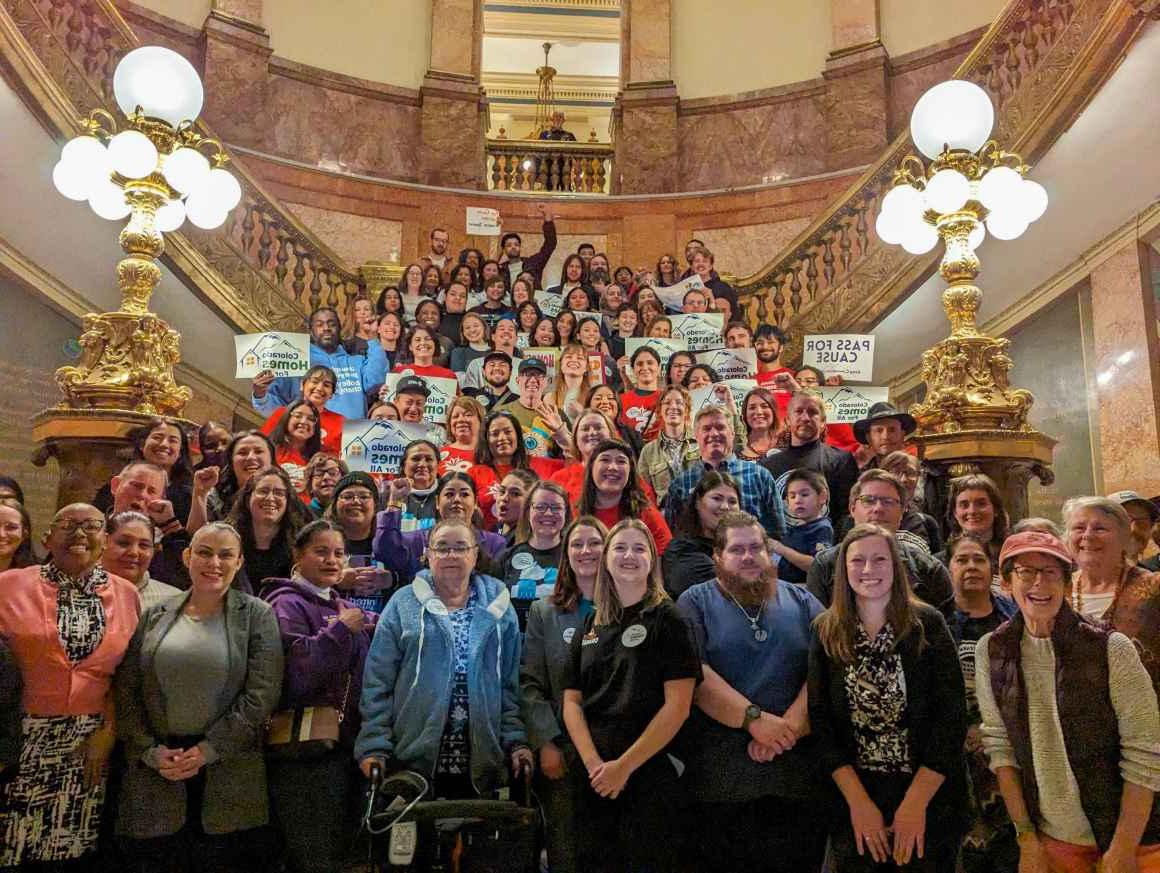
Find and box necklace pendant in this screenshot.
[754,628,768,642]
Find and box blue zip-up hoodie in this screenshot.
[252,340,388,420]
[354,570,526,794]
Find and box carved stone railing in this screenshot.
[733,0,1155,351]
[0,0,363,331]
[486,139,613,194]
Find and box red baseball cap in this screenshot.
[998,530,1074,571]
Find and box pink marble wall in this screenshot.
[678,88,827,192]
[1089,242,1160,495]
[886,29,981,138]
[617,99,680,194]
[284,202,403,267]
[694,218,813,277]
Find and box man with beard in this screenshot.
[464,351,516,411]
[108,461,190,587]
[676,511,827,873]
[498,202,557,288]
[665,405,787,541]
[251,306,387,419]
[761,391,858,529]
[806,469,953,615]
[753,324,794,388]
[425,227,450,270]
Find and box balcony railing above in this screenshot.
[486,139,613,194]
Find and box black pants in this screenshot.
[536,767,580,873]
[267,749,357,873]
[692,793,827,873]
[573,755,684,873]
[829,771,961,873]
[119,737,275,873]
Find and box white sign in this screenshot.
[466,206,501,236]
[670,312,724,352]
[383,372,459,425]
[537,292,564,318]
[234,332,311,379]
[689,378,758,420]
[625,337,687,374]
[342,419,444,475]
[803,334,876,382]
[696,347,757,381]
[819,385,891,424]
[654,275,705,312]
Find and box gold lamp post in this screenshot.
[34,46,242,506]
[876,79,1056,520]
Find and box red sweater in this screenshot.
[590,503,672,553]
[262,405,344,456]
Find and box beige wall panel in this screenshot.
[880,0,1006,57]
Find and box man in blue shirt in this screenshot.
[665,404,787,541]
[250,306,387,420]
[676,511,826,872]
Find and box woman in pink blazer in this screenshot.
[0,503,140,868]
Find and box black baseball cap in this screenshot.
[518,357,548,376]
[395,374,430,396]
[484,350,513,368]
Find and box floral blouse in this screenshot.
[844,622,911,774]
[436,587,479,776]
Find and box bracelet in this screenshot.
[386,501,404,512]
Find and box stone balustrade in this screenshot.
[486,139,613,194]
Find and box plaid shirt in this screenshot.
[664,455,787,541]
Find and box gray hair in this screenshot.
[1011,516,1063,538]
[1061,496,1132,544]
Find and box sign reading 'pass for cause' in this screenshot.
[235,332,311,379]
[803,334,875,382]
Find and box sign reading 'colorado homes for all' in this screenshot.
[342,419,444,475]
[818,386,891,423]
[696,347,757,381]
[382,372,458,426]
[234,332,311,379]
[670,312,724,353]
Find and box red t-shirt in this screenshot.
[392,363,457,381]
[552,462,658,507]
[439,444,475,475]
[619,389,660,438]
[591,503,672,553]
[275,444,312,499]
[824,422,860,453]
[468,456,566,529]
[262,405,344,456]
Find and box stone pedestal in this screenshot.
[613,83,679,194]
[822,42,890,171]
[420,74,487,189]
[200,9,272,145]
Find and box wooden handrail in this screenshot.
[732,0,1153,351]
[0,0,363,330]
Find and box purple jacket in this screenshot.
[372,507,508,585]
[262,578,376,745]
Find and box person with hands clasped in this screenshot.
[561,518,701,873]
[355,518,532,799]
[113,521,284,871]
[808,524,968,872]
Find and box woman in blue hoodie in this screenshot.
[356,518,532,799]
[263,520,375,873]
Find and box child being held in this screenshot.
[772,469,834,586]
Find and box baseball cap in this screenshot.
[1108,490,1160,522]
[395,374,430,396]
[484,350,513,368]
[998,530,1075,571]
[518,357,548,376]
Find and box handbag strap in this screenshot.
[337,671,353,723]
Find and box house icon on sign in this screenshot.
[239,334,302,365]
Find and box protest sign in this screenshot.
[382,372,458,425]
[696,347,756,381]
[537,292,564,317]
[235,332,311,379]
[689,378,758,420]
[818,385,891,423]
[625,337,687,374]
[654,275,705,312]
[803,334,875,382]
[466,206,501,235]
[670,312,724,352]
[342,420,444,475]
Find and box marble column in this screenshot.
[421,0,487,189]
[1089,240,1160,495]
[614,0,678,194]
[823,0,889,171]
[200,0,272,145]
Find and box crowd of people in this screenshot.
[1,228,1159,873]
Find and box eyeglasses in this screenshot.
[1011,566,1064,584]
[53,519,105,534]
[313,468,342,480]
[429,544,477,558]
[338,491,374,503]
[856,495,902,508]
[531,503,565,515]
[255,487,289,500]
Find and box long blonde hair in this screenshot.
[593,518,668,625]
[552,342,598,409]
[814,524,925,664]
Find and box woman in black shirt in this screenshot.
[563,518,701,873]
[498,480,572,630]
[227,465,309,594]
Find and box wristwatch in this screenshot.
[741,704,762,732]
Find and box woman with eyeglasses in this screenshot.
[227,465,310,594]
[878,451,942,554]
[357,518,532,799]
[188,430,278,532]
[0,503,140,869]
[324,472,396,614]
[498,481,573,631]
[521,517,608,873]
[114,521,283,870]
[375,471,507,587]
[301,453,349,515]
[562,518,701,872]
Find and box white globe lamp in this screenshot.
[155,199,187,232]
[206,167,243,211]
[53,160,96,201]
[113,46,205,127]
[88,180,131,221]
[107,130,158,179]
[185,189,228,229]
[909,80,995,160]
[162,147,210,195]
[923,169,971,214]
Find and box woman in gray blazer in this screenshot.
[520,515,607,873]
[114,521,284,872]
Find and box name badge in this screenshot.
[562,627,576,644]
[621,624,648,648]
